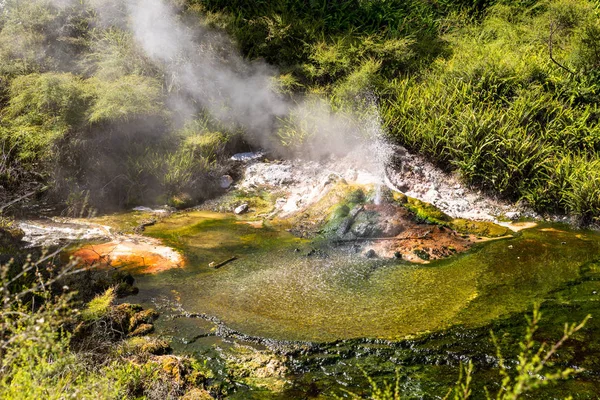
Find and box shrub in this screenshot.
[87,75,165,124]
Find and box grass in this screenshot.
[0,0,599,220]
[81,287,115,321]
[379,0,600,221]
[192,0,600,221]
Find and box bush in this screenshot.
[87,75,165,124]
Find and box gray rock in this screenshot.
[220,175,234,189]
[230,152,265,162]
[365,249,377,258]
[336,218,353,236]
[234,203,249,215]
[395,180,409,192]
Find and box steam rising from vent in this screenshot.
[127,0,290,149]
[54,0,389,165]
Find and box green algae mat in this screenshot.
[127,211,600,343]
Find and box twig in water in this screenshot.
[208,256,238,269]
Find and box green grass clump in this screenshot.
[81,287,116,321]
[87,75,165,124]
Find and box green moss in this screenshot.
[144,210,306,265]
[347,188,366,204]
[90,212,161,234]
[82,287,115,321]
[449,219,511,238]
[215,188,281,218]
[405,197,452,224]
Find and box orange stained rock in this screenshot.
[73,236,184,274]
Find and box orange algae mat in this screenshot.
[73,236,184,274]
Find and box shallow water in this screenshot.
[123,212,600,344]
[80,209,600,397]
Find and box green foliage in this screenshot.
[0,254,214,399]
[83,29,157,80]
[381,0,600,220]
[189,0,458,86]
[488,306,589,399]
[88,75,165,123]
[446,305,590,400]
[0,0,92,76]
[3,72,91,160]
[81,287,115,321]
[179,119,231,161]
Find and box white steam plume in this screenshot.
[54,0,387,162]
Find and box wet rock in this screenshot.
[115,282,139,297]
[352,222,375,238]
[395,180,410,192]
[130,309,159,329]
[336,218,353,236]
[220,175,234,189]
[0,226,24,250]
[413,249,430,260]
[307,248,328,258]
[365,249,377,258]
[133,206,154,212]
[243,163,294,186]
[234,203,249,214]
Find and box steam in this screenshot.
[53,0,388,164]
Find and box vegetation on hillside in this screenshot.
[0,0,598,220]
[196,0,600,222]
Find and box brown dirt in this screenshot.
[362,225,476,263]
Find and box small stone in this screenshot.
[396,181,409,192]
[230,151,265,162]
[234,203,249,214]
[425,189,438,200]
[508,245,514,249]
[394,251,402,259]
[365,249,377,258]
[220,175,234,189]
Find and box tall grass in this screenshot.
[381,0,600,221]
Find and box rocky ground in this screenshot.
[223,144,544,224]
[15,143,554,268]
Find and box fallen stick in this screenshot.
[208,256,238,269]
